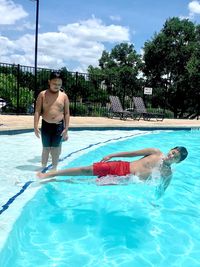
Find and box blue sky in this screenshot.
[0,0,200,72]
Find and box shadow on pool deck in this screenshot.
[0,115,200,132]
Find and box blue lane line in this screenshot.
[0,181,33,215]
[0,132,146,216]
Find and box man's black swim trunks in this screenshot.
[41,119,64,147]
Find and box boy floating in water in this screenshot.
[34,71,70,170]
[37,146,188,191]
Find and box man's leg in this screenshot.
[37,165,94,179]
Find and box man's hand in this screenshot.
[61,129,68,141]
[34,128,41,138]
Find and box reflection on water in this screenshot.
[1,130,200,267]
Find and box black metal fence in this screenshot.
[0,62,132,116]
[0,62,171,117]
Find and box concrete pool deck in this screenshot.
[0,115,200,132]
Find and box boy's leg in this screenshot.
[42,147,50,168]
[37,165,94,179]
[50,146,61,170]
[41,120,51,168]
[50,121,64,170]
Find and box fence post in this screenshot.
[17,64,20,114]
[34,65,38,112]
[73,72,78,116]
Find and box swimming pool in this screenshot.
[0,129,200,267]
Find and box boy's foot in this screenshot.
[36,170,56,179]
[36,172,47,179]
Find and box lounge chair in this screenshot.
[108,95,136,120]
[133,96,164,121]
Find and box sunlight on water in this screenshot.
[0,129,200,267]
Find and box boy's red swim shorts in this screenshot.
[93,161,130,177]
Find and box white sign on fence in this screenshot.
[144,87,153,95]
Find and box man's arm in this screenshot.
[61,94,70,141]
[34,92,43,138]
[102,148,161,161]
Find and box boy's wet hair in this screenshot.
[50,71,62,80]
[173,146,188,162]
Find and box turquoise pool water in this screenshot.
[0,130,200,267]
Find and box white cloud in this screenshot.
[15,22,36,31]
[0,0,28,25]
[1,16,130,72]
[0,35,16,55]
[188,1,200,15]
[179,1,200,24]
[109,15,121,22]
[58,17,129,42]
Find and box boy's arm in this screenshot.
[34,92,43,138]
[155,174,172,199]
[101,148,161,161]
[62,94,70,140]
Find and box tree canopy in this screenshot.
[143,17,199,118]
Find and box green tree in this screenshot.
[186,24,200,118]
[143,17,197,118]
[89,42,142,108]
[0,73,34,113]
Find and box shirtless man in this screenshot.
[34,71,70,170]
[37,146,188,191]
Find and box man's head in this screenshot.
[166,146,188,164]
[48,71,63,93]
